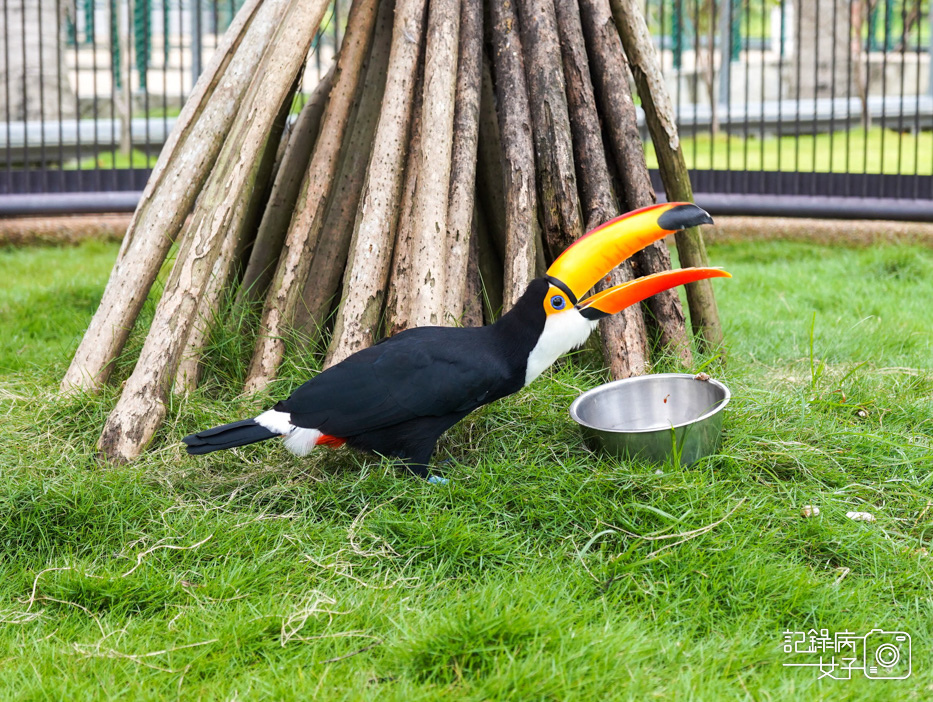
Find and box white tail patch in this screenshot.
[283,428,323,457]
[255,409,294,434]
[255,409,323,457]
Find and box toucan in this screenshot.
[183,203,730,482]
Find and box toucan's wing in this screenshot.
[275,327,507,437]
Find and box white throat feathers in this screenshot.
[524,309,597,386]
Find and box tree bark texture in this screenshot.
[97,0,331,462]
[292,0,396,347]
[245,0,380,394]
[442,0,483,322]
[61,0,285,394]
[407,0,461,327]
[579,0,689,364]
[326,0,429,367]
[515,0,584,261]
[385,58,426,335]
[553,0,648,378]
[238,67,335,304]
[489,0,538,312]
[578,0,653,211]
[174,78,296,395]
[609,0,724,350]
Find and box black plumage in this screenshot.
[183,418,277,454]
[184,279,550,477]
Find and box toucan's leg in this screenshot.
[358,417,463,482]
[397,441,447,483]
[395,459,448,484]
[398,459,431,480]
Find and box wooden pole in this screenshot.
[442,0,482,322]
[291,0,395,347]
[245,0,380,394]
[60,0,282,394]
[489,0,539,311]
[237,67,335,304]
[515,0,584,260]
[609,0,725,349]
[580,0,692,364]
[553,0,648,379]
[578,0,653,211]
[407,0,460,326]
[97,0,331,462]
[326,0,429,367]
[385,58,426,335]
[174,79,296,395]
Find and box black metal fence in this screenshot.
[0,0,340,213]
[1,0,931,219]
[643,0,933,218]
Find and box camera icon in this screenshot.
[863,630,911,679]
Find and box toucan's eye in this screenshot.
[550,295,566,311]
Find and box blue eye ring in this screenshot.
[550,295,566,310]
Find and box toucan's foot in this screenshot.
[395,452,451,483]
[395,459,433,481]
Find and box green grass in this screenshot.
[56,126,933,177]
[1,237,931,699]
[645,127,933,175]
[0,240,121,372]
[63,148,161,171]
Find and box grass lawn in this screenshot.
[645,127,933,175]
[0,235,931,699]
[55,126,933,177]
[63,149,161,171]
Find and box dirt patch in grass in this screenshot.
[0,214,131,247]
[3,213,931,249]
[705,216,933,248]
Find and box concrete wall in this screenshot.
[0,0,76,120]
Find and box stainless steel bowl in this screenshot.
[569,373,730,466]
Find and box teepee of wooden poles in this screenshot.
[62,0,724,463]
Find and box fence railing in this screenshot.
[1,0,339,211]
[1,0,931,219]
[642,0,933,217]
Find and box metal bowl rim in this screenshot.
[568,373,731,434]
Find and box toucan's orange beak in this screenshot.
[546,202,716,302]
[577,267,732,320]
[544,202,727,318]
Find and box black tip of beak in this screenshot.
[657,203,714,232]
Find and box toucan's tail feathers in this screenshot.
[182,418,277,455]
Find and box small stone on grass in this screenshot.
[846,511,876,523]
